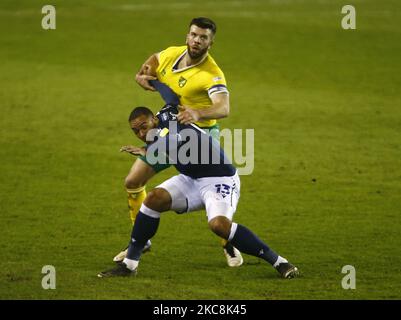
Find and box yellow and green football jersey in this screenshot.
[156,45,228,128]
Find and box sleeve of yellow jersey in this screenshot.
[205,68,229,99]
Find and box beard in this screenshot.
[187,44,208,59]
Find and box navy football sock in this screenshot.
[230,223,279,265]
[127,211,160,261]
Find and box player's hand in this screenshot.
[135,64,157,91]
[120,145,146,157]
[177,105,201,125]
[135,74,157,91]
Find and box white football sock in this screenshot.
[273,256,288,268]
[123,258,139,271]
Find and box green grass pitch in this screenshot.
[1,0,400,299]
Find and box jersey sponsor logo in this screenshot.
[178,76,187,88]
[213,76,222,82]
[161,113,169,121]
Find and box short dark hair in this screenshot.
[189,17,217,35]
[128,106,154,122]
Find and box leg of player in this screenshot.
[113,158,156,263]
[98,188,171,277]
[208,216,299,279]
[206,126,243,268]
[221,238,243,267]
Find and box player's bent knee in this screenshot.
[125,159,155,189]
[208,216,231,239]
[124,175,144,189]
[143,188,172,212]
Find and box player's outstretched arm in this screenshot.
[120,145,146,157]
[135,53,160,91]
[149,80,180,106]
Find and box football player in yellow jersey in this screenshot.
[113,17,243,267]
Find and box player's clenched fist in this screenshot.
[177,105,201,125]
[135,64,157,91]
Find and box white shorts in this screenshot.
[156,172,240,221]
